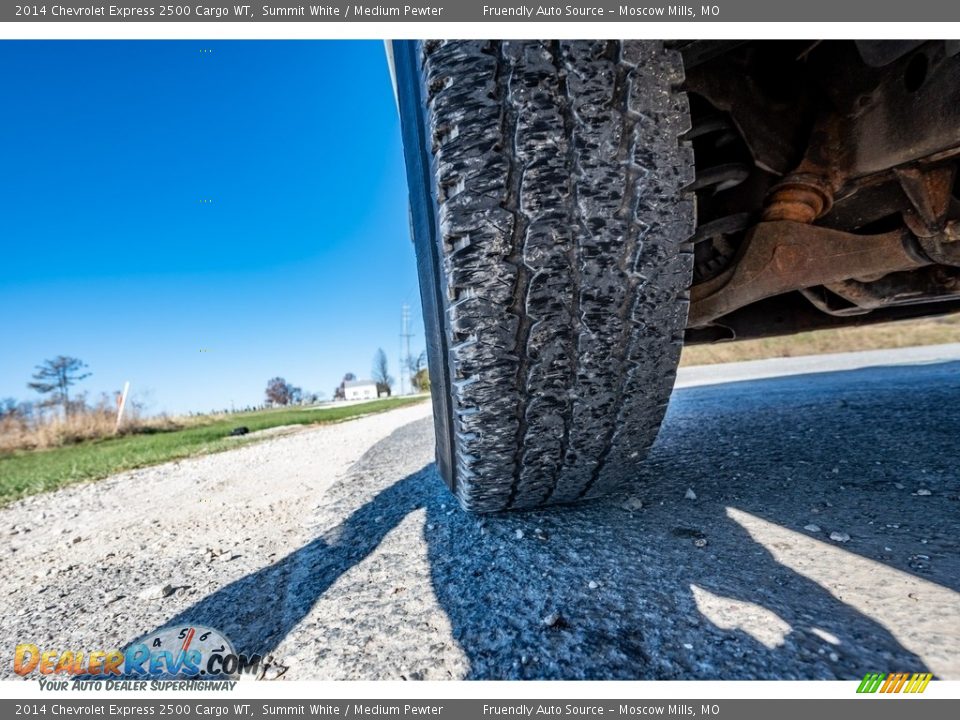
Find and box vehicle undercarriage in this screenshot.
[680,40,960,343]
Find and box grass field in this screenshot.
[680,314,960,366]
[0,396,427,507]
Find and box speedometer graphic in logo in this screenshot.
[127,625,239,678]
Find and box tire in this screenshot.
[394,40,695,512]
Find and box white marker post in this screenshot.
[115,381,130,432]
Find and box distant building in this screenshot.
[343,379,379,401]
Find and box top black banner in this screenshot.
[4,1,960,22]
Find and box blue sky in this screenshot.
[0,40,425,414]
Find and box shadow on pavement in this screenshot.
[137,359,960,679]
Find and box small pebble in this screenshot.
[917,489,932,496]
[804,524,821,533]
[138,584,174,600]
[693,538,708,548]
[895,483,905,490]
[684,488,697,501]
[515,529,524,540]
[588,581,598,589]
[829,532,851,543]
[542,611,561,627]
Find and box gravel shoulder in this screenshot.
[1,354,958,681]
[0,402,432,678]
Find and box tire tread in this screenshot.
[418,40,695,511]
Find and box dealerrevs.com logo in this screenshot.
[14,625,261,680]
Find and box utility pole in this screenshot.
[400,303,414,395]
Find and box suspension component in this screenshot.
[895,163,960,266]
[690,163,752,193]
[686,105,756,283]
[689,222,932,327]
[762,172,834,223]
[803,266,960,316]
[762,113,842,224]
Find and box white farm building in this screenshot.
[343,379,379,401]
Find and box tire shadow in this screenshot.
[133,359,960,679]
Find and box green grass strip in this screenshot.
[0,396,427,506]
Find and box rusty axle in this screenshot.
[689,221,933,327]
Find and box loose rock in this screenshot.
[138,584,174,600]
[542,611,561,627]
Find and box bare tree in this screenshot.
[334,372,356,400]
[0,398,31,438]
[406,351,430,392]
[0,398,17,419]
[27,356,91,416]
[372,348,393,397]
[265,377,301,406]
[404,351,420,377]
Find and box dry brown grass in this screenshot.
[681,313,960,366]
[0,403,184,453]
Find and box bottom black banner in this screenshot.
[4,699,958,720]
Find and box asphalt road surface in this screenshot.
[2,345,958,680]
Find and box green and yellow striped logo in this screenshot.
[857,672,932,694]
